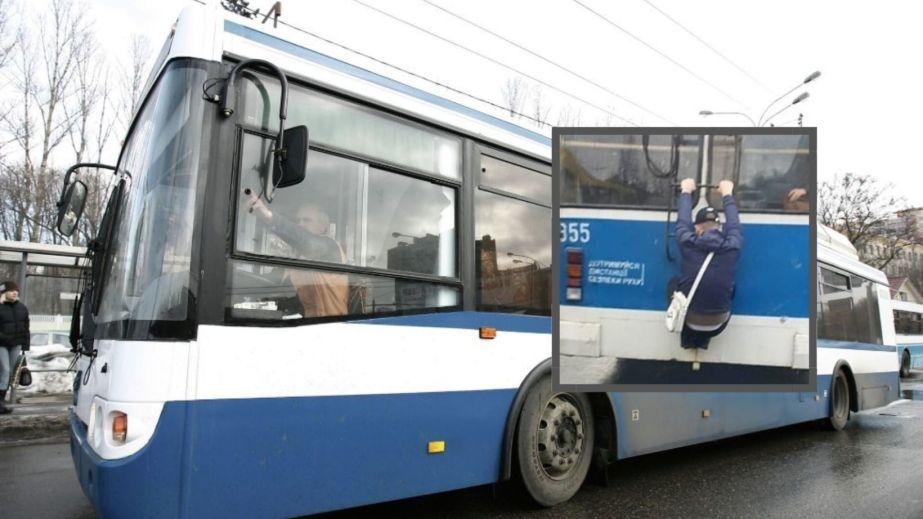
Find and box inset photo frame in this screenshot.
[552,127,817,391]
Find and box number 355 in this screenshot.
[560,222,590,243]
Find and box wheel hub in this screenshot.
[536,394,585,480]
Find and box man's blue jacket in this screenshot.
[675,192,743,314]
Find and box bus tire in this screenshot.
[900,351,911,378]
[826,368,851,431]
[515,374,593,507]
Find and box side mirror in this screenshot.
[56,180,88,237]
[267,125,308,199]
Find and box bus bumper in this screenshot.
[69,408,184,518]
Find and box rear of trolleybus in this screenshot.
[559,133,812,381]
[892,300,923,378]
[817,225,900,429]
[53,3,608,517]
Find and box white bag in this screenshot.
[665,252,714,333]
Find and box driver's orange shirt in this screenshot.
[285,240,348,318]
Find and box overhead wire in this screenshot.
[638,0,770,92]
[350,0,639,126]
[421,0,674,125]
[570,0,747,108]
[229,2,555,127]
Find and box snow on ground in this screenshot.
[17,343,75,394]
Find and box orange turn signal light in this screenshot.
[479,326,496,340]
[112,412,127,443]
[567,264,582,278]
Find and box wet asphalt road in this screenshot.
[3,396,923,518]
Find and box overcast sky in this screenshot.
[89,0,923,204]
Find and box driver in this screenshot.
[248,195,349,318]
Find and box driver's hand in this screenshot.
[787,187,808,202]
[718,180,734,197]
[680,178,696,194]
[248,192,273,220]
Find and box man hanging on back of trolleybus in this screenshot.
[669,178,743,349]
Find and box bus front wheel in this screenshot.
[826,368,851,431]
[900,351,911,378]
[515,375,594,507]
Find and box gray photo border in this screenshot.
[551,126,817,393]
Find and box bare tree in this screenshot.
[0,0,95,244]
[820,172,917,269]
[556,104,583,127]
[60,28,118,246]
[0,0,137,246]
[64,30,100,164]
[500,76,527,119]
[529,84,552,129]
[117,34,151,134]
[0,0,16,73]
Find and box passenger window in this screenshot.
[239,72,462,180]
[895,310,923,334]
[709,134,810,213]
[475,189,551,315]
[818,267,882,344]
[818,268,854,341]
[560,134,701,208]
[235,137,456,279]
[850,275,882,344]
[480,155,551,205]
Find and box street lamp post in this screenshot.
[699,70,820,127]
[698,110,756,126]
[762,92,809,127]
[757,71,820,126]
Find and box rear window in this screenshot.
[708,134,811,213]
[559,134,701,208]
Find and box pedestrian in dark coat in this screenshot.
[0,280,30,414]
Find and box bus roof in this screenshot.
[818,224,889,286]
[162,1,552,162]
[891,299,923,313]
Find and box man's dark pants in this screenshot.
[667,276,731,349]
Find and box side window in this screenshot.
[895,310,923,335]
[240,72,462,180]
[894,310,923,335]
[475,154,551,315]
[227,80,463,323]
[818,268,853,341]
[481,155,550,205]
[709,134,810,213]
[818,266,883,344]
[234,139,456,278]
[560,134,700,208]
[850,275,882,344]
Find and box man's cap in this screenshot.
[695,206,719,224]
[0,280,19,293]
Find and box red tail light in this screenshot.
[565,247,583,301]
